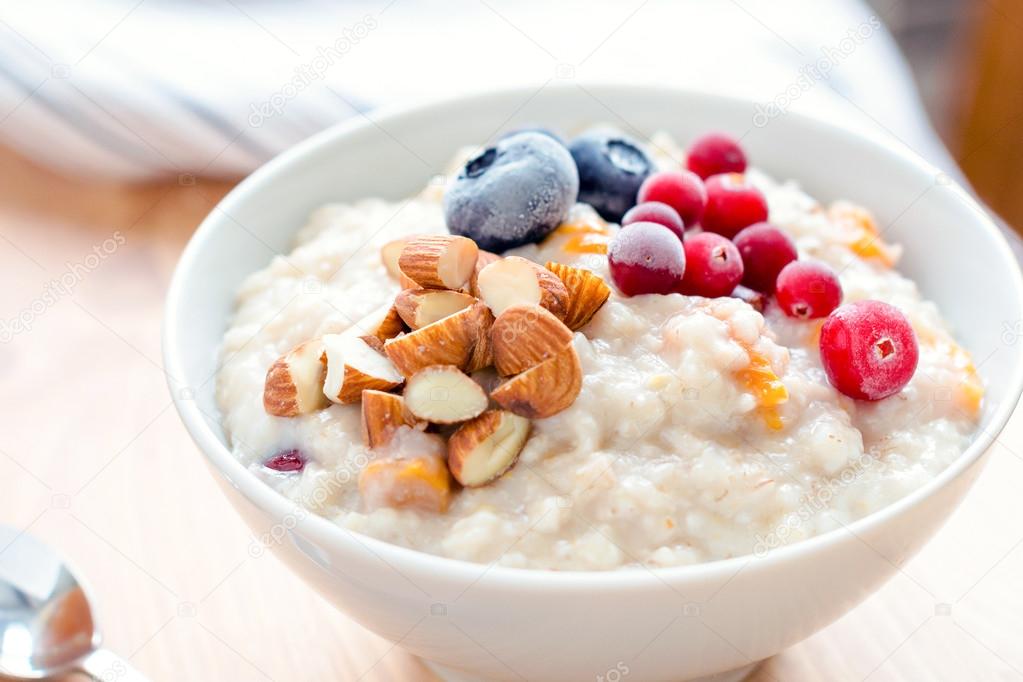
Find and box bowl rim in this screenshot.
[164,83,1023,589]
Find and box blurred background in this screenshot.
[0,0,1019,227]
[3,1,1023,680]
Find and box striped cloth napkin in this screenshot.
[0,0,974,183]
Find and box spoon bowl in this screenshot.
[0,526,147,681]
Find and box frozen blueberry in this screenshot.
[498,126,567,146]
[444,132,579,252]
[568,128,653,222]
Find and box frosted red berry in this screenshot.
[776,261,843,319]
[701,174,768,238]
[678,232,744,298]
[819,300,919,401]
[607,222,686,296]
[636,170,707,228]
[686,132,747,180]
[265,449,306,472]
[732,222,797,292]
[622,201,685,241]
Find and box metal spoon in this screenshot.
[0,526,148,681]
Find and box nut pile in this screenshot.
[262,234,610,513]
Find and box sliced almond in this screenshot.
[323,334,404,404]
[477,256,569,319]
[492,304,574,376]
[381,237,414,279]
[491,344,582,419]
[394,288,477,329]
[359,451,451,513]
[469,250,501,297]
[384,302,489,377]
[398,235,479,290]
[263,339,329,417]
[403,365,489,424]
[544,261,611,331]
[448,410,530,487]
[360,390,422,448]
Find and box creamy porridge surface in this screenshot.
[216,134,982,570]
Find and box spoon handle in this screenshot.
[76,648,150,681]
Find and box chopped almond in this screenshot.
[492,304,574,376]
[544,261,611,331]
[465,311,495,373]
[384,301,491,377]
[322,334,404,404]
[361,390,422,448]
[381,236,415,279]
[394,288,477,329]
[403,365,488,424]
[263,339,329,417]
[476,256,568,318]
[491,344,582,418]
[399,235,479,290]
[469,250,501,297]
[359,450,451,513]
[448,410,530,486]
[372,305,408,341]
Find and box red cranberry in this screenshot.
[636,170,707,228]
[776,261,843,319]
[701,174,768,238]
[732,222,797,292]
[819,300,919,401]
[607,222,686,296]
[686,132,747,179]
[622,201,685,241]
[677,232,744,298]
[730,284,766,312]
[265,449,305,472]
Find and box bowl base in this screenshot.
[421,659,761,682]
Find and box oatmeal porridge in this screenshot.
[216,128,982,570]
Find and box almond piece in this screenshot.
[360,390,422,448]
[465,311,495,373]
[477,256,569,318]
[544,261,611,331]
[263,339,329,417]
[469,250,501,297]
[372,305,408,341]
[394,288,477,329]
[381,237,414,279]
[323,334,404,404]
[403,365,489,424]
[384,301,490,377]
[492,304,574,376]
[491,344,582,418]
[398,235,479,290]
[399,271,419,290]
[359,450,451,513]
[448,410,530,487]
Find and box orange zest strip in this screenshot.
[736,345,788,431]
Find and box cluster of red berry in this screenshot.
[606,133,918,402]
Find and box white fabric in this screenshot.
[0,0,959,181]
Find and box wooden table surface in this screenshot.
[1,143,1022,682]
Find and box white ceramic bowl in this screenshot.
[164,85,1023,682]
